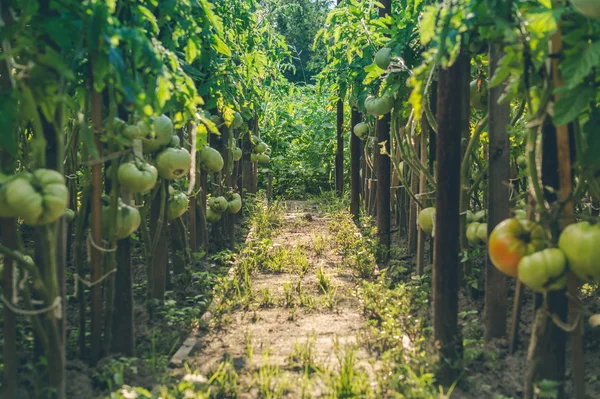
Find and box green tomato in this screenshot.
[0,176,17,217]
[254,142,268,154]
[137,120,151,137]
[103,201,141,240]
[257,154,271,164]
[233,147,243,161]
[518,248,568,293]
[375,47,392,70]
[169,135,181,148]
[199,146,224,173]
[156,148,192,180]
[473,210,486,222]
[467,223,480,245]
[206,207,222,223]
[572,0,600,18]
[123,124,143,140]
[210,196,229,213]
[250,153,258,162]
[476,223,488,243]
[514,209,526,220]
[516,155,527,168]
[232,112,244,129]
[558,222,600,282]
[168,191,189,220]
[465,210,475,223]
[109,117,127,133]
[142,115,173,153]
[118,162,158,193]
[228,193,242,214]
[353,122,369,140]
[64,208,75,222]
[3,175,42,222]
[470,80,487,110]
[417,207,435,235]
[4,170,68,226]
[364,95,393,116]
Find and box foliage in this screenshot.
[260,82,341,198]
[261,0,333,83]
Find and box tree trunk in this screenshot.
[416,113,429,275]
[110,236,135,356]
[376,0,392,261]
[1,218,17,398]
[170,218,187,275]
[408,163,418,255]
[433,53,468,385]
[336,98,344,196]
[149,180,169,302]
[428,81,437,265]
[525,119,567,398]
[350,109,362,222]
[90,89,104,366]
[222,126,234,248]
[484,43,510,341]
[376,112,391,261]
[198,171,208,254]
[242,118,254,198]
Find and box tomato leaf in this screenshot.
[137,6,158,34]
[561,41,600,90]
[553,86,594,126]
[419,6,438,46]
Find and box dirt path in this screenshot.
[183,201,377,398]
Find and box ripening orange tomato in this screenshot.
[488,218,546,277]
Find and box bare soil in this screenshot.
[183,201,378,398]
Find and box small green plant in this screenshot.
[313,234,327,256]
[209,359,240,398]
[263,246,289,273]
[283,279,296,309]
[290,247,311,276]
[251,352,290,398]
[245,330,255,363]
[316,267,331,293]
[287,335,319,373]
[326,345,371,398]
[258,287,276,308]
[297,280,316,309]
[321,285,339,310]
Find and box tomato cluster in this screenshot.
[488,218,600,292]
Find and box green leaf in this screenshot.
[553,86,594,126]
[561,41,600,90]
[212,36,231,57]
[489,49,515,88]
[137,6,158,34]
[156,75,172,108]
[185,38,199,65]
[196,123,208,149]
[420,6,438,46]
